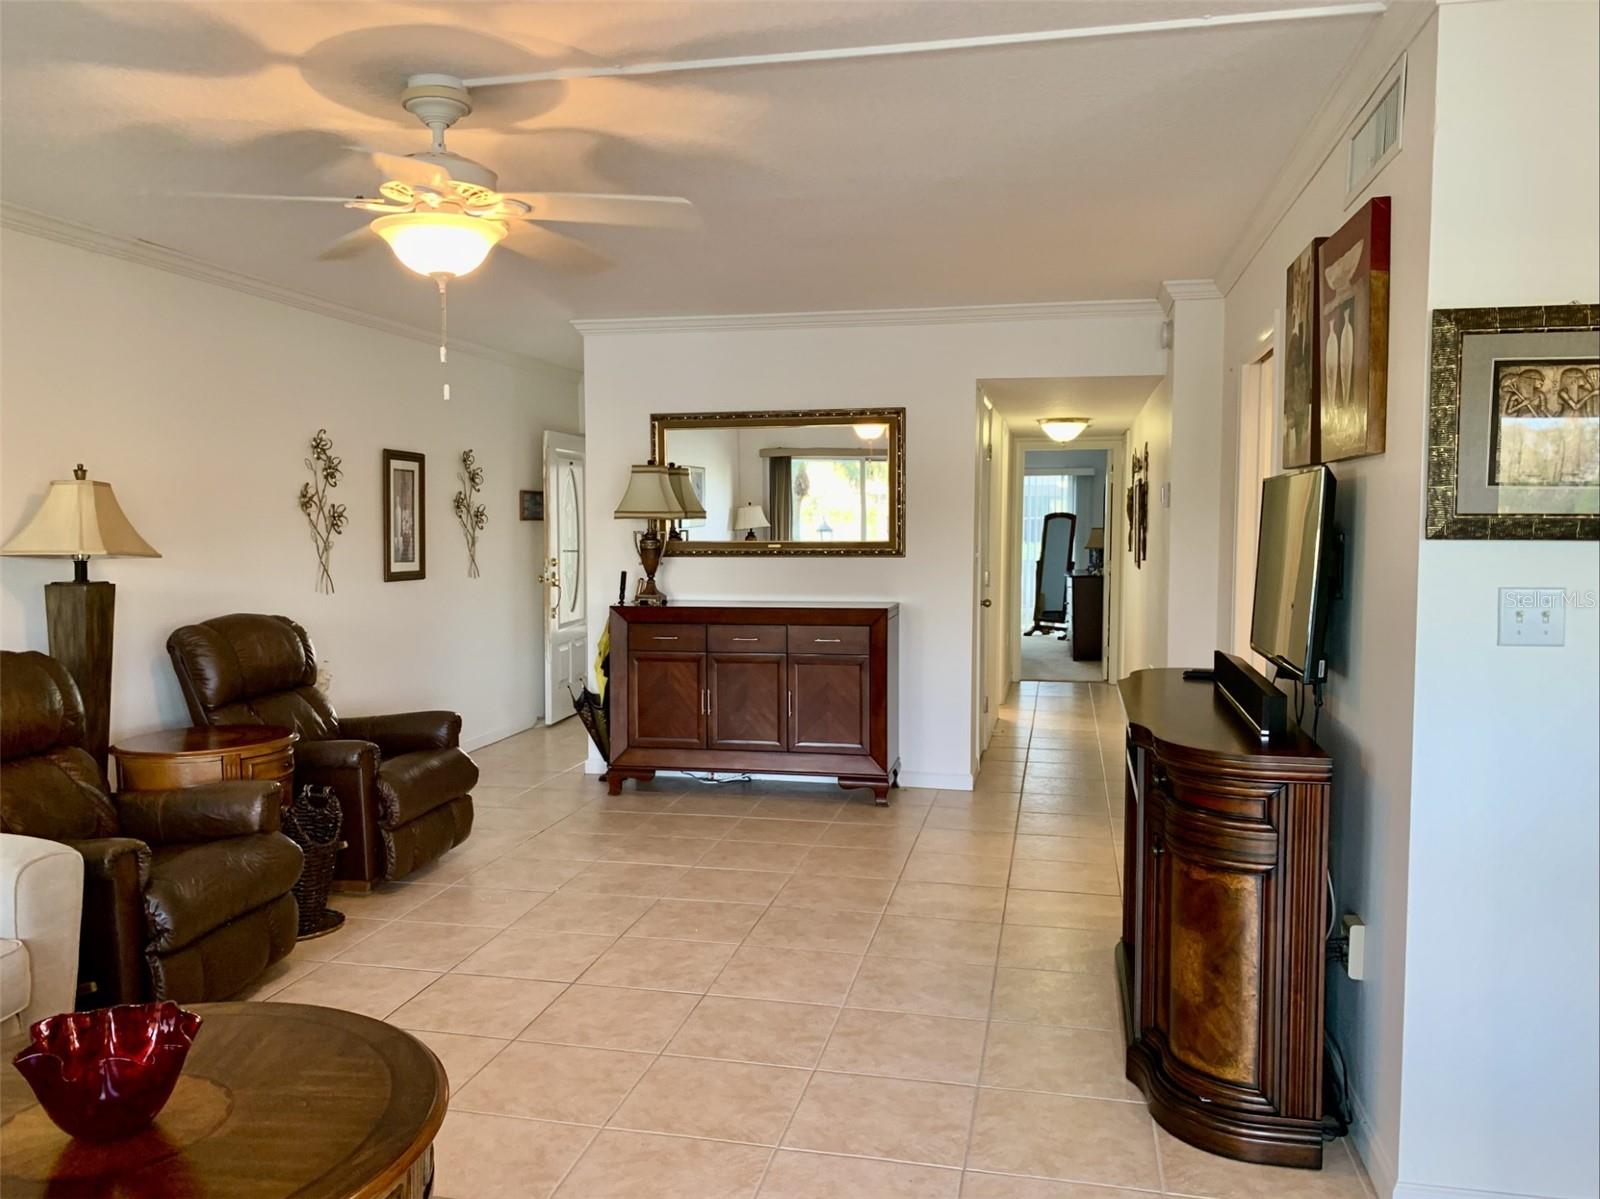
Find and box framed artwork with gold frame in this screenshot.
[1426,304,1598,540]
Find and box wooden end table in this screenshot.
[1,1002,445,1198]
[111,725,298,807]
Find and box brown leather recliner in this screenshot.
[165,614,476,888]
[0,651,302,1005]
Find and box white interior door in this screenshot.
[542,432,587,723]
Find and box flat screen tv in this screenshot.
[1250,466,1336,683]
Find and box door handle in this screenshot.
[813,638,842,643]
[981,599,993,608]
[731,637,759,642]
[653,636,679,641]
[702,688,711,715]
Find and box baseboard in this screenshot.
[1350,1084,1399,1199]
[899,770,974,791]
[465,721,541,752]
[1393,1184,1568,1199]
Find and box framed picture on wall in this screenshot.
[1283,236,1326,467]
[1426,304,1599,540]
[383,450,426,581]
[519,490,544,521]
[1317,196,1391,462]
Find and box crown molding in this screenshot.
[572,298,1165,337]
[1158,279,1225,311]
[1214,0,1436,294]
[0,203,579,383]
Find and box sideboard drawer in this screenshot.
[789,626,870,655]
[708,625,786,653]
[628,623,707,651]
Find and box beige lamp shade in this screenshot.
[665,465,707,520]
[614,464,686,520]
[1085,526,1105,551]
[2,468,160,559]
[733,503,770,532]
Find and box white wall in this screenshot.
[579,307,1165,788]
[1218,12,1440,1193]
[1400,4,1600,1197]
[0,227,582,749]
[1121,376,1172,673]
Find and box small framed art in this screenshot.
[383,450,426,580]
[519,490,544,521]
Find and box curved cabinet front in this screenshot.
[1118,669,1332,1168]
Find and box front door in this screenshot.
[542,431,586,723]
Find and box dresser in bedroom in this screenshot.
[607,603,900,802]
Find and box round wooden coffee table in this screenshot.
[1,1003,445,1198]
[110,725,299,807]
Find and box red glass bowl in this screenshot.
[11,1001,202,1141]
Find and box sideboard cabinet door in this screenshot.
[628,652,708,749]
[708,653,788,751]
[787,654,870,755]
[1144,782,1272,1100]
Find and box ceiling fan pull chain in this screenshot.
[437,276,451,401]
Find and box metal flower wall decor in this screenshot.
[298,429,347,593]
[453,449,487,578]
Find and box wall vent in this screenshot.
[1346,56,1406,203]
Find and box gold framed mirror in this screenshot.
[650,408,906,556]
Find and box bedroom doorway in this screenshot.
[1019,446,1110,682]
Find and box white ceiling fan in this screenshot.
[187,73,697,285]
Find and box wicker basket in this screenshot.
[284,785,345,939]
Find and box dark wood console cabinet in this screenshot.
[1118,669,1333,1168]
[609,604,900,801]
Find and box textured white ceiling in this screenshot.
[0,2,1376,367]
[982,375,1166,434]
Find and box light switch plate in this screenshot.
[1498,588,1566,646]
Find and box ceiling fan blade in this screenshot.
[351,145,450,189]
[502,224,615,275]
[496,192,697,229]
[168,192,364,203]
[319,224,380,261]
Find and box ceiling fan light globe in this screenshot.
[371,212,506,279]
[1038,418,1091,443]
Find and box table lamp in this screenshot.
[1085,525,1105,574]
[733,502,769,542]
[2,465,160,768]
[664,464,706,541]
[613,462,683,605]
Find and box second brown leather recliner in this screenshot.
[0,651,301,1005]
[165,614,477,887]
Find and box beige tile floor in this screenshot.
[242,682,1374,1199]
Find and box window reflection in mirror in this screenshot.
[651,410,904,556]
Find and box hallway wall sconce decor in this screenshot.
[1127,443,1150,568]
[519,490,544,521]
[1283,235,1327,467]
[299,429,347,594]
[1317,196,1391,462]
[382,450,426,582]
[453,449,487,577]
[1,464,161,769]
[1425,304,1598,540]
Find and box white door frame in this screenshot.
[1005,434,1127,685]
[542,431,587,723]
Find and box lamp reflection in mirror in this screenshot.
[663,463,707,542]
[1,465,160,769]
[1038,418,1091,443]
[614,463,684,605]
[733,502,770,541]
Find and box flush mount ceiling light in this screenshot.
[1039,418,1091,442]
[852,422,889,441]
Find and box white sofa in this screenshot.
[1,833,83,1035]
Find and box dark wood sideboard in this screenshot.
[1069,574,1104,660]
[608,603,900,802]
[1118,668,1333,1168]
